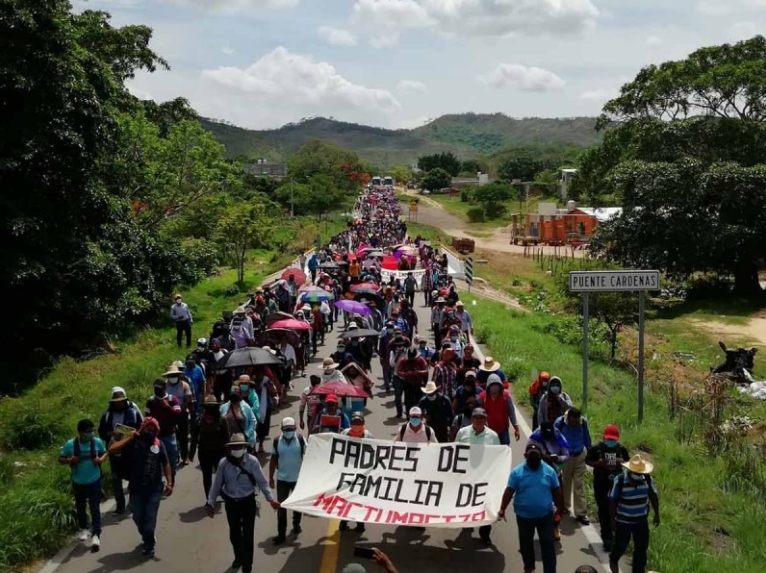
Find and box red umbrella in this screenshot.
[350,282,380,292]
[310,381,369,398]
[281,267,307,284]
[382,256,399,270]
[270,319,312,331]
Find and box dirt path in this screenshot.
[691,317,766,348]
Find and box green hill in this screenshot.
[201,113,603,166]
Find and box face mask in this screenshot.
[451,336,457,342]
[239,385,249,393]
[419,343,426,349]
[230,395,242,404]
[324,369,334,375]
[81,432,93,440]
[337,348,345,354]
[409,417,422,427]
[604,439,618,448]
[153,388,165,397]
[427,395,436,401]
[175,300,182,304]
[142,431,156,441]
[230,449,246,459]
[526,455,542,469]
[628,472,644,481]
[283,430,295,439]
[386,328,394,335]
[168,378,179,385]
[550,387,561,395]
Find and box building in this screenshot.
[242,159,286,178]
[510,201,622,245]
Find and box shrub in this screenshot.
[466,207,485,222]
[2,406,69,450]
[460,188,474,203]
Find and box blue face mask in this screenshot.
[239,385,249,393]
[81,432,93,441]
[409,417,422,427]
[283,430,295,439]
[550,387,561,395]
[604,439,618,448]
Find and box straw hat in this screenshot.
[622,454,654,474]
[226,433,248,447]
[110,386,128,402]
[163,363,183,377]
[479,357,501,372]
[320,357,339,369]
[203,395,219,405]
[422,381,438,395]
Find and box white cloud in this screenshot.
[695,1,731,16]
[370,33,400,48]
[222,46,236,55]
[580,88,618,103]
[201,47,401,113]
[645,35,662,46]
[127,83,153,100]
[729,21,758,40]
[478,63,565,92]
[397,79,427,94]
[351,0,599,38]
[317,26,358,46]
[398,116,433,129]
[165,0,298,12]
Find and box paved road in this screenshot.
[49,297,609,573]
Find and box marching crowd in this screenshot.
[58,184,659,573]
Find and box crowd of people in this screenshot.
[58,184,659,573]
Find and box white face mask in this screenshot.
[325,369,334,375]
[230,449,246,458]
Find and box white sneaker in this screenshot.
[78,529,90,542]
[90,535,100,552]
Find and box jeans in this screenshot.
[176,412,190,461]
[159,434,178,478]
[276,481,301,536]
[392,376,404,417]
[594,480,613,543]
[225,496,257,573]
[130,490,162,550]
[73,479,102,536]
[381,361,392,390]
[497,430,511,445]
[611,519,650,573]
[405,291,415,306]
[516,513,556,573]
[199,451,224,499]
[175,320,192,347]
[112,472,126,512]
[478,524,492,541]
[563,450,588,516]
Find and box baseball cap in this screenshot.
[603,425,620,441]
[281,417,296,428]
[464,370,477,379]
[409,406,422,417]
[325,394,339,404]
[471,408,487,417]
[525,442,543,454]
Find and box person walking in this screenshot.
[58,419,108,552]
[455,408,499,545]
[554,407,593,524]
[339,412,373,532]
[418,381,454,443]
[108,417,173,558]
[145,378,182,478]
[205,433,280,573]
[586,424,630,551]
[98,386,143,516]
[529,421,571,541]
[479,374,520,445]
[403,271,417,306]
[395,347,429,418]
[170,293,193,348]
[537,376,573,425]
[528,371,551,430]
[394,407,438,444]
[269,417,306,545]
[498,443,563,573]
[190,395,230,499]
[609,455,660,573]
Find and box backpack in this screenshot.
[275,435,306,459]
[398,423,432,441]
[613,472,654,504]
[72,437,102,479]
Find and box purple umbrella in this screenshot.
[335,299,373,316]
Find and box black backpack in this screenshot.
[613,472,654,503]
[72,437,101,479]
[398,423,432,441]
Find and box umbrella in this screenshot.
[397,245,418,255]
[353,291,385,308]
[366,250,385,257]
[300,290,333,303]
[310,381,369,399]
[299,285,324,293]
[264,312,294,327]
[392,243,408,250]
[318,261,339,269]
[216,347,284,369]
[270,318,312,331]
[339,328,380,339]
[335,300,373,316]
[281,267,307,284]
[257,328,301,347]
[350,283,380,292]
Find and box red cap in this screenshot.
[603,425,620,440]
[325,394,339,404]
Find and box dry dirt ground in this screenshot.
[691,316,766,348]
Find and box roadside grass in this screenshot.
[468,298,766,573]
[0,250,285,572]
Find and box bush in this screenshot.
[460,188,474,203]
[466,207,485,222]
[2,406,69,450]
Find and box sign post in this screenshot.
[409,200,418,222]
[464,257,474,293]
[568,270,660,421]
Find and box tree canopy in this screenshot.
[420,168,452,191]
[579,36,766,295]
[417,152,461,176]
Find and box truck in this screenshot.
[451,237,475,255]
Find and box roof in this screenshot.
[574,207,623,222]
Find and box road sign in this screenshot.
[569,270,660,292]
[464,257,474,291]
[409,200,418,213]
[568,269,660,422]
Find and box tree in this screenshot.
[421,168,452,191]
[216,202,276,284]
[472,181,515,218]
[460,159,484,174]
[497,153,543,182]
[417,152,461,176]
[581,36,766,294]
[389,165,413,185]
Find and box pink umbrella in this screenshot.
[310,381,369,399]
[299,285,324,293]
[270,319,312,331]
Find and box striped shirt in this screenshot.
[609,473,656,524]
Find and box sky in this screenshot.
[73,0,766,130]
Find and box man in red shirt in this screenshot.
[395,348,429,418]
[145,378,182,477]
[479,374,520,446]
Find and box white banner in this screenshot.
[282,434,512,528]
[379,268,427,282]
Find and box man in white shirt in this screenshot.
[170,294,193,348]
[394,407,438,444]
[455,301,473,337]
[279,339,297,375]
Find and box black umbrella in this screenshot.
[353,290,385,308]
[339,328,380,339]
[216,347,284,369]
[319,261,339,269]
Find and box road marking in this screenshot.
[319,519,341,573]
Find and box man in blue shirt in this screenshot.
[184,355,206,415]
[268,417,306,545]
[498,443,563,573]
[554,407,593,524]
[59,419,108,553]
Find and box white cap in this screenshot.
[281,417,296,428]
[409,406,422,417]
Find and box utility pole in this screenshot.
[290,176,294,218]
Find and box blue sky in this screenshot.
[74,0,766,130]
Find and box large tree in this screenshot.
[580,36,766,294]
[420,168,452,191]
[417,152,461,176]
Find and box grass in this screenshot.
[467,298,766,573]
[0,244,297,571]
